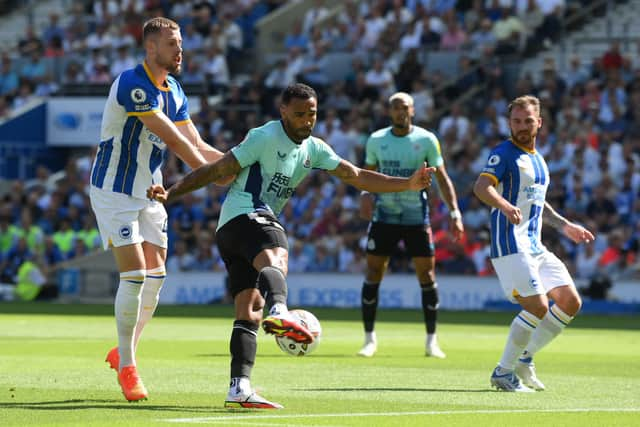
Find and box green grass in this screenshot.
[0,303,638,426]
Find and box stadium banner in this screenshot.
[46,98,104,146]
[160,273,640,309]
[160,273,509,309]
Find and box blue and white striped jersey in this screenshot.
[480,140,549,258]
[90,62,191,199]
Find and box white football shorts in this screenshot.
[90,186,168,250]
[491,251,574,303]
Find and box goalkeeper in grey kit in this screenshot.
[148,83,435,409]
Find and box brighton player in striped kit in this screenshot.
[473,95,595,392]
[89,17,229,401]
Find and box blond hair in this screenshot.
[388,92,414,106]
[507,95,540,118]
[143,17,180,43]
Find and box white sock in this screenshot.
[115,269,145,369]
[269,303,288,316]
[229,377,252,397]
[524,305,573,357]
[134,266,165,348]
[365,331,377,344]
[498,311,541,371]
[427,333,437,347]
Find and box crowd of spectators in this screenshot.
[1,0,639,296]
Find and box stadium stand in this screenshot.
[0,0,638,302]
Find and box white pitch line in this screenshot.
[199,422,330,427]
[161,408,640,424]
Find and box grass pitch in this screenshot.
[0,303,638,426]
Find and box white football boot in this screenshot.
[426,334,446,359]
[357,332,377,357]
[224,377,283,409]
[490,366,535,392]
[516,360,546,391]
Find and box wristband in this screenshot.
[449,209,461,220]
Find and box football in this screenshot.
[275,309,322,356]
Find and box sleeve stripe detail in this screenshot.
[126,110,161,116]
[480,173,499,186]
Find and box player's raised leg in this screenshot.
[257,249,313,344]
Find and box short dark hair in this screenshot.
[281,83,317,105]
[143,17,180,43]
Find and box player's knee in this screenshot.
[365,266,385,282]
[560,294,582,317]
[417,266,436,284]
[573,294,583,313]
[237,305,263,324]
[529,304,548,319]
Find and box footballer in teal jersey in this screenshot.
[148,84,435,409]
[365,121,443,225]
[216,119,342,230]
[357,92,464,360]
[474,95,594,392]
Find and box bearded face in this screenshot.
[151,28,182,75]
[509,105,541,146]
[280,97,317,143]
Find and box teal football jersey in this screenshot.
[217,120,342,230]
[365,126,443,225]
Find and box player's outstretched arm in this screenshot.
[543,201,595,244]
[148,151,242,204]
[139,113,207,170]
[473,174,522,225]
[328,159,435,192]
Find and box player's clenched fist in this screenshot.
[147,184,169,203]
[501,205,522,225]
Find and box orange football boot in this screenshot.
[105,347,119,371]
[118,365,148,401]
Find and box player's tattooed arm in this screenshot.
[162,152,241,203]
[543,201,595,243]
[329,160,434,192]
[542,201,569,231]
